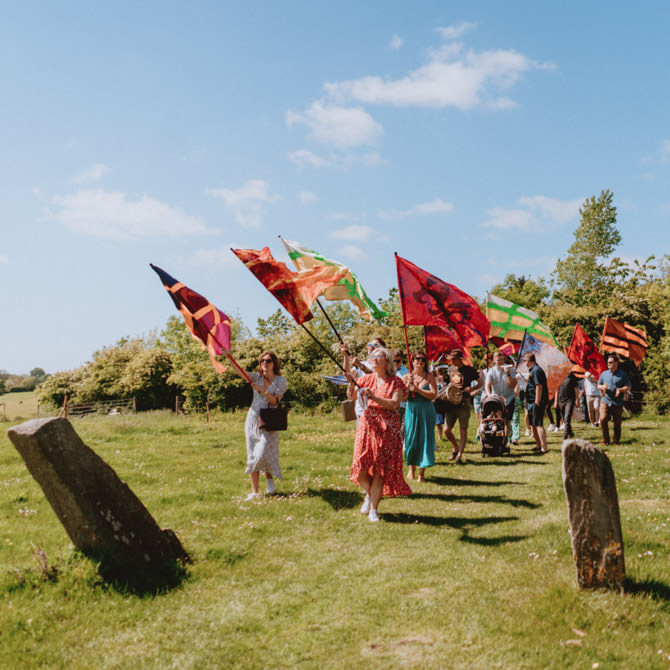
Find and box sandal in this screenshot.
[448,450,459,461]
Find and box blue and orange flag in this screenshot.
[150,264,231,373]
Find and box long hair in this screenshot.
[259,351,280,375]
[410,349,428,370]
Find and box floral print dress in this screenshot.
[245,372,288,478]
[350,373,412,498]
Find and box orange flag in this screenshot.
[232,246,348,325]
[601,317,648,366]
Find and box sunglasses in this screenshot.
[367,342,380,349]
[260,358,273,364]
[413,357,426,362]
[393,358,402,362]
[370,354,386,361]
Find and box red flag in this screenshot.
[396,254,489,348]
[601,316,648,366]
[151,264,230,373]
[567,323,606,377]
[232,247,348,325]
[490,336,521,356]
[424,326,470,363]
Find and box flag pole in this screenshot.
[315,298,345,343]
[299,323,361,388]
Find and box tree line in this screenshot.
[37,190,670,415]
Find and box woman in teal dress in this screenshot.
[403,351,437,482]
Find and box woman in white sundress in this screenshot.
[233,351,287,500]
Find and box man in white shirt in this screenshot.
[583,371,600,426]
[484,351,517,438]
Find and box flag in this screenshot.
[395,254,489,348]
[322,375,348,386]
[424,326,471,364]
[150,264,230,373]
[231,246,348,325]
[490,336,521,357]
[280,238,388,321]
[485,293,558,345]
[601,316,648,366]
[567,323,606,378]
[516,332,573,399]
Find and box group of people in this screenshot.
[232,341,632,521]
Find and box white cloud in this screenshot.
[329,212,362,222]
[288,149,330,168]
[298,191,318,205]
[72,163,110,184]
[286,101,383,148]
[192,245,243,269]
[482,207,533,230]
[390,34,404,50]
[329,225,376,242]
[340,244,367,260]
[287,148,382,169]
[379,197,454,219]
[205,179,280,228]
[0,254,8,263]
[482,195,581,231]
[50,189,208,240]
[436,22,477,40]
[325,45,542,111]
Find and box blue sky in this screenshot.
[2,1,669,374]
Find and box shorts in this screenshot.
[504,398,515,421]
[444,401,471,429]
[527,402,546,427]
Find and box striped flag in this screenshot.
[280,238,388,321]
[150,264,230,373]
[486,293,558,346]
[601,317,648,366]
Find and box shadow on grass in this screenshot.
[410,492,540,509]
[625,576,670,602]
[464,458,551,467]
[428,475,527,487]
[306,487,361,510]
[382,512,526,545]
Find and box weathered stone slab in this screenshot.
[562,438,625,589]
[7,417,189,588]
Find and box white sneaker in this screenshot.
[368,508,380,523]
[525,429,531,437]
[554,426,561,433]
[548,424,556,431]
[245,492,259,501]
[360,494,371,515]
[266,478,276,494]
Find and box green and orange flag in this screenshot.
[231,246,348,325]
[280,237,388,321]
[485,293,558,346]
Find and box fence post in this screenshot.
[132,397,136,413]
[63,395,69,418]
[206,401,211,424]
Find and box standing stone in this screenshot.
[7,417,189,589]
[562,438,625,589]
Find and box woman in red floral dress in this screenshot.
[347,347,411,522]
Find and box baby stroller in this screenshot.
[479,395,510,457]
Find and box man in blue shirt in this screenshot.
[523,353,548,454]
[597,354,631,445]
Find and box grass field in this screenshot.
[1,410,669,669]
[0,391,40,422]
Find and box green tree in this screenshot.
[552,189,621,305]
[488,274,550,311]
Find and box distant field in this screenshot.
[0,391,41,422]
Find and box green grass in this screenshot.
[1,410,669,669]
[0,391,40,422]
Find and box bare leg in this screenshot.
[532,426,548,452]
[456,424,468,460]
[417,467,425,482]
[444,424,459,457]
[407,464,416,480]
[358,470,372,496]
[250,471,260,494]
[369,474,384,510]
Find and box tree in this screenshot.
[488,274,550,311]
[30,367,47,380]
[552,189,621,305]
